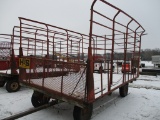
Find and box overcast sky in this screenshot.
[0,0,160,49]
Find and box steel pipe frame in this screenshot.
[89,0,145,102]
[17,0,146,107]
[18,17,91,106]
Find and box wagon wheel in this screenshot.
[73,103,93,120]
[130,81,133,83]
[119,83,128,97]
[0,76,5,87]
[31,91,50,108]
[6,80,20,92]
[0,81,5,87]
[98,66,103,73]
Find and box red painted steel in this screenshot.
[0,33,22,74]
[0,36,11,70]
[18,0,145,109]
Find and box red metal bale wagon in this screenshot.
[0,28,33,92]
[0,26,38,92]
[0,33,21,92]
[18,0,145,120]
[0,40,10,70]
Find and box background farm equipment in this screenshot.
[0,33,20,92]
[152,55,160,67]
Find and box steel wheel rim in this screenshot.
[11,82,18,90]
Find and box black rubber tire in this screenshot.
[131,68,136,74]
[73,104,93,120]
[0,81,5,87]
[119,83,128,97]
[6,80,20,92]
[98,66,103,73]
[31,91,50,108]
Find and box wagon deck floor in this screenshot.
[22,71,135,100]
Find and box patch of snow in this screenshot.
[141,61,153,67]
[0,75,160,120]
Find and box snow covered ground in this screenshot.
[0,74,160,120]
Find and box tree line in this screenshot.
[59,48,160,61]
[95,48,160,61]
[141,48,160,61]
